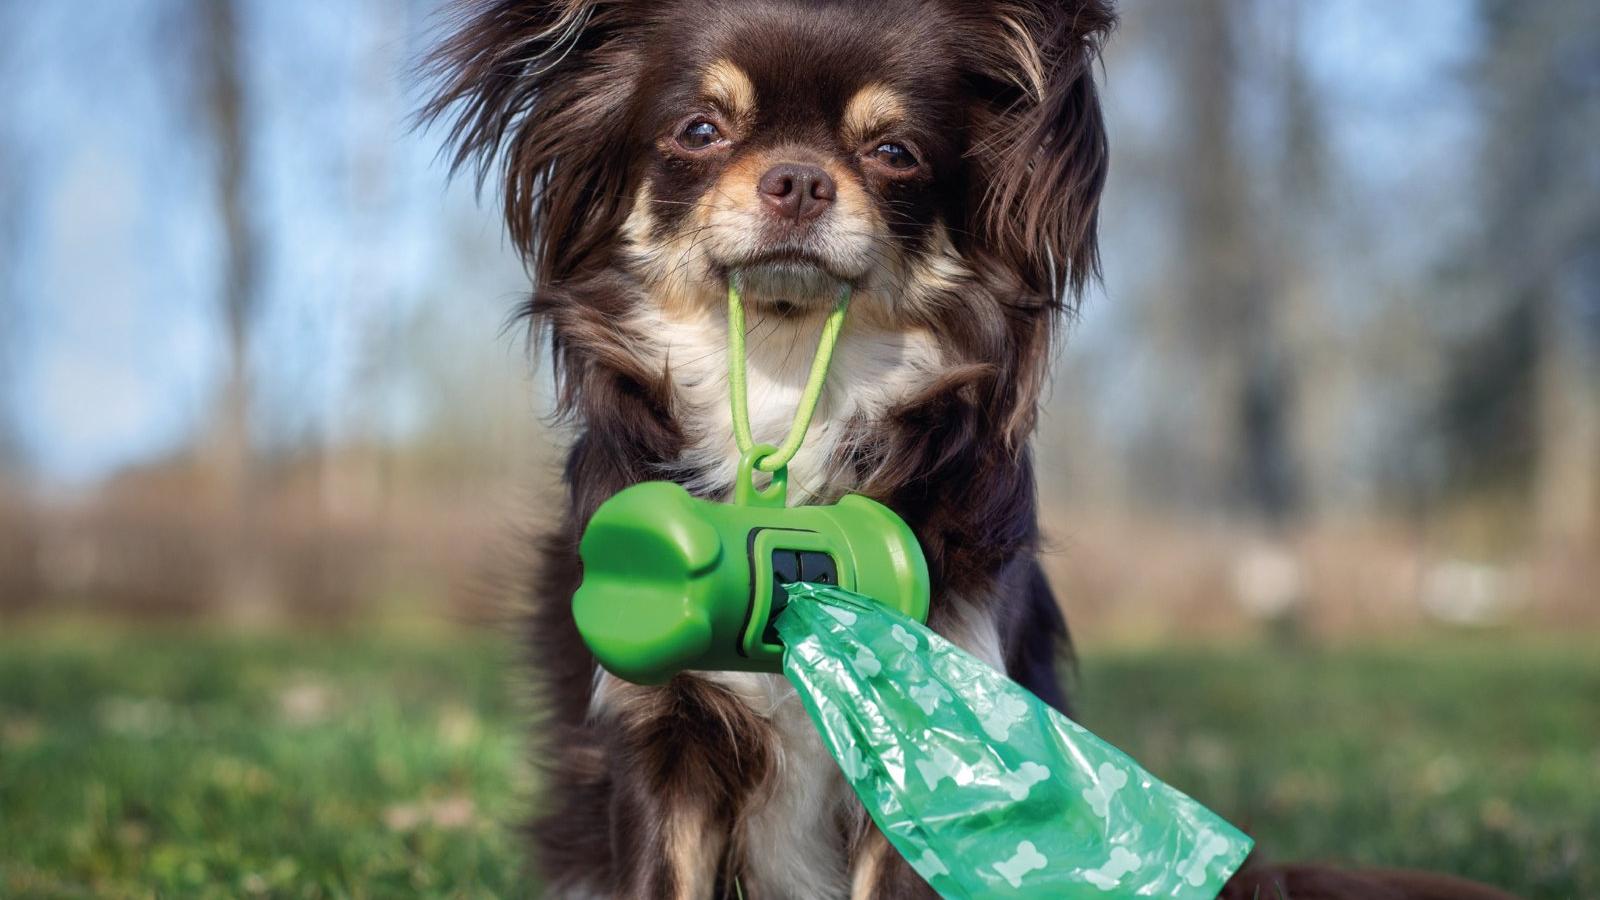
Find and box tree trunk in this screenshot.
[1171,0,1303,526]
[198,0,271,620]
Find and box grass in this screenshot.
[1,624,1595,899]
[0,624,524,899]
[1074,638,1600,899]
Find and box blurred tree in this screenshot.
[0,5,24,475]
[1255,0,1326,526]
[0,161,20,475]
[1441,0,1600,542]
[198,0,258,496]
[1265,2,1350,524]
[1165,0,1306,527]
[194,0,271,615]
[326,0,408,513]
[0,4,43,614]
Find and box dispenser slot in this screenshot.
[763,549,839,646]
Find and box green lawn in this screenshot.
[1,624,1594,898]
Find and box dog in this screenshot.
[423,2,1522,897]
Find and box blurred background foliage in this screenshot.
[2,0,1597,640]
[1,0,1597,897]
[0,0,1595,638]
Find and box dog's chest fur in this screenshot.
[634,302,944,503]
[607,302,943,896]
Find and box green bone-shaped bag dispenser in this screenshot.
[573,282,932,684]
[574,445,929,684]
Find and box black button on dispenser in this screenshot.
[764,550,803,646]
[798,551,837,585]
[772,550,801,587]
[764,550,838,646]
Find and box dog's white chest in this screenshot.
[707,672,856,898]
[637,306,941,501]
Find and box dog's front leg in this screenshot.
[609,786,724,900]
[533,687,744,900]
[590,673,775,900]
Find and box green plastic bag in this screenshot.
[777,583,1253,899]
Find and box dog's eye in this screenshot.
[676,118,724,151]
[870,142,918,171]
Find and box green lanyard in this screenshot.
[726,275,852,474]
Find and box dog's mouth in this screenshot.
[721,250,858,314]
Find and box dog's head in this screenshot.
[425,0,1113,324]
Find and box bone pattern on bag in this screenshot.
[777,582,1253,899]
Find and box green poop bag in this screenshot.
[777,583,1253,899]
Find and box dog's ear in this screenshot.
[419,0,646,285]
[960,1,1115,307]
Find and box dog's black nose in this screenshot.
[757,164,836,221]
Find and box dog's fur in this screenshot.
[423,2,1520,898]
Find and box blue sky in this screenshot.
[3,0,528,481]
[1,0,1482,485]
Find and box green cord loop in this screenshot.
[728,274,851,474]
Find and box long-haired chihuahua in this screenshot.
[422,2,1519,898]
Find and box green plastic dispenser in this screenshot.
[574,445,930,684]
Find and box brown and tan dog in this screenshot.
[422,2,1522,897]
